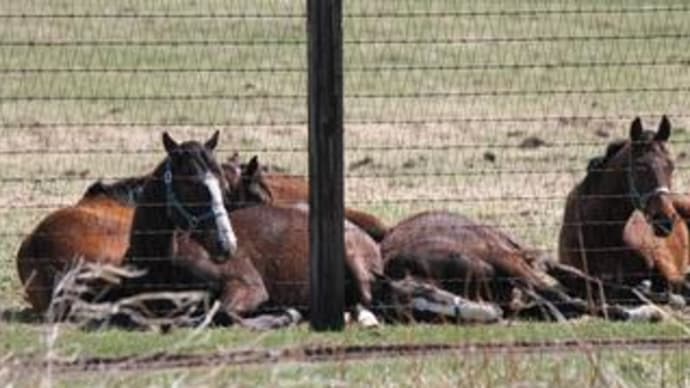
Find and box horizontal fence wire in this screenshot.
[2,34,690,46]
[0,5,688,18]
[3,3,690,337]
[1,116,690,128]
[1,88,689,101]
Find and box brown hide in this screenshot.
[381,211,554,306]
[16,195,134,312]
[261,173,389,242]
[623,210,689,284]
[228,205,383,311]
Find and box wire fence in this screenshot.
[2,1,690,330]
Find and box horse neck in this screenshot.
[101,177,148,205]
[581,167,635,221]
[126,173,175,263]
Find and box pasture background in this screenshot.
[1,0,690,385]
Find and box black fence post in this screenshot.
[307,0,345,331]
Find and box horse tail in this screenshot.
[344,207,389,242]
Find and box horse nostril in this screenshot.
[650,214,674,237]
[216,237,238,260]
[217,242,231,258]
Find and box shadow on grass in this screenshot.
[0,308,43,324]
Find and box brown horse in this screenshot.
[224,154,389,241]
[558,116,689,299]
[16,177,148,312]
[98,131,239,320]
[381,210,661,321]
[16,155,267,313]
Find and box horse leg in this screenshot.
[377,276,502,323]
[231,308,302,330]
[547,260,683,312]
[356,304,380,327]
[543,260,661,306]
[528,284,662,322]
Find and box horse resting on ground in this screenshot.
[95,131,240,321]
[19,133,484,328]
[558,116,690,303]
[380,210,663,322]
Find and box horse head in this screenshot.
[160,131,238,259]
[594,116,676,237]
[222,154,273,210]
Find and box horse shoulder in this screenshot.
[557,184,589,267]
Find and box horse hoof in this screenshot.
[284,308,302,325]
[355,306,380,328]
[668,293,686,310]
[411,296,502,323]
[455,298,503,323]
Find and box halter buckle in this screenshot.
[163,170,173,185]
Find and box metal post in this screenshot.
[307,0,345,331]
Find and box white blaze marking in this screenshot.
[204,172,237,255]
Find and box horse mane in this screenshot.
[586,139,627,172]
[82,176,149,206]
[581,138,628,192]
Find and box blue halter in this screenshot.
[163,159,221,230]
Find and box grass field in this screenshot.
[1,0,690,385]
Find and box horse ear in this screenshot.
[245,156,260,177]
[162,132,179,154]
[205,130,220,151]
[655,115,671,142]
[629,117,643,142]
[249,181,273,203]
[227,152,241,166]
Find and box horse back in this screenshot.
[264,173,389,241]
[264,174,309,206]
[16,196,134,311]
[381,211,551,299]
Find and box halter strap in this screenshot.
[626,153,670,210]
[163,159,220,230]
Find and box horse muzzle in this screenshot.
[642,187,676,238]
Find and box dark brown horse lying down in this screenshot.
[381,210,662,321]
[559,116,690,301]
[96,132,240,319]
